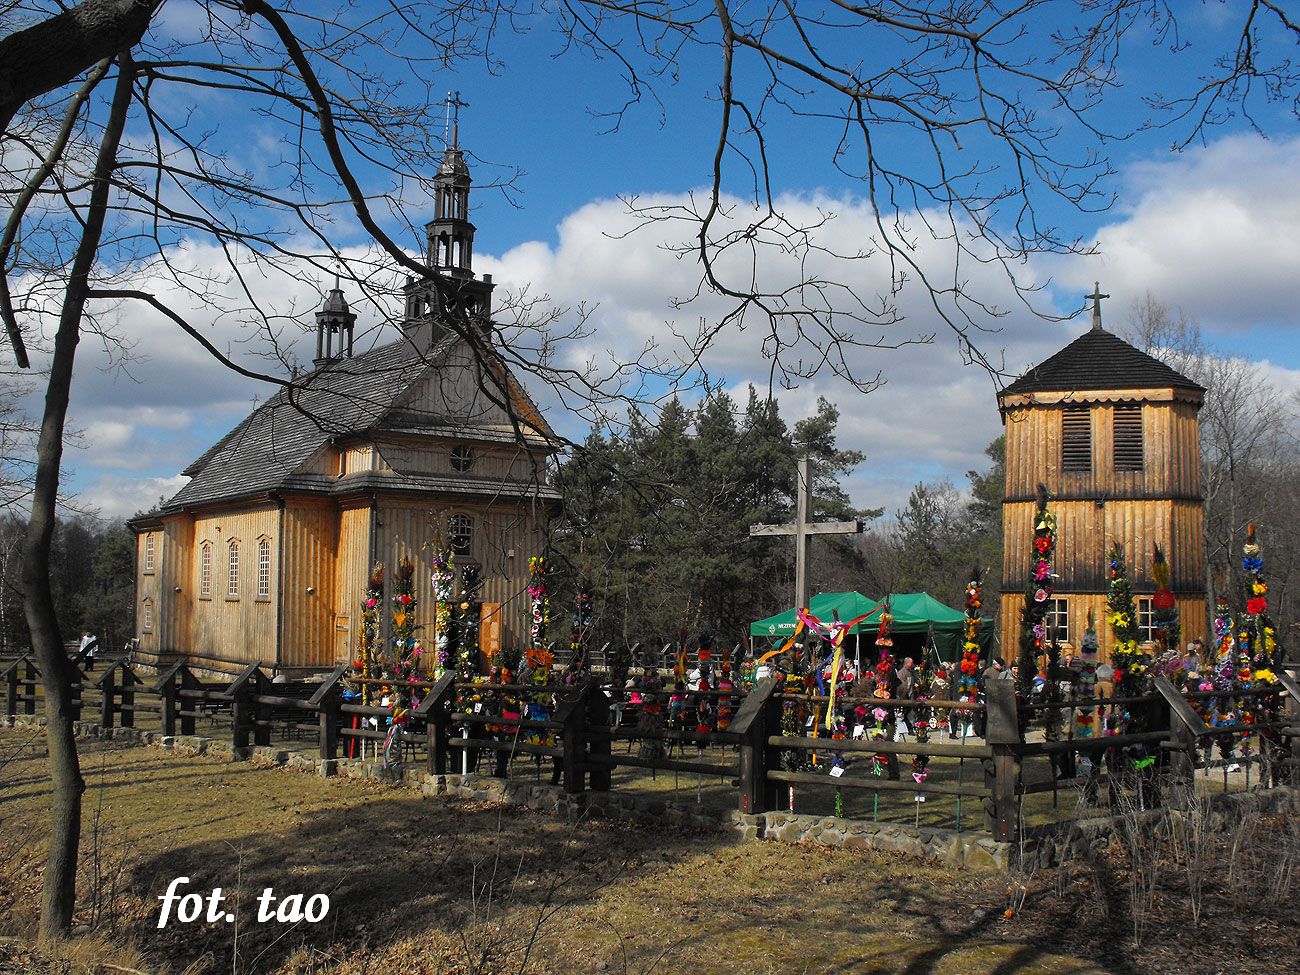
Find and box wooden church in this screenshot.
[131,126,559,675]
[997,287,1207,660]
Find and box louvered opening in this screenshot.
[1113,404,1144,472]
[1061,407,1091,473]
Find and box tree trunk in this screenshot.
[21,52,134,942]
[0,0,158,137]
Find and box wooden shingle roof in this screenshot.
[999,327,1204,398]
[159,332,558,512]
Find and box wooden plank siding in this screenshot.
[999,385,1206,663]
[279,499,337,668]
[186,505,280,667]
[332,502,374,665]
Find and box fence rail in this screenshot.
[6,652,1300,842]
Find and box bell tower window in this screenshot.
[1113,404,1144,472]
[1062,406,1091,474]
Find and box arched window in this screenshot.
[449,513,473,557]
[200,542,212,599]
[144,533,155,573]
[257,537,271,599]
[142,598,154,633]
[227,540,240,598]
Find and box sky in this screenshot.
[21,2,1300,521]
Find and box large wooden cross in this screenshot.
[749,455,863,613]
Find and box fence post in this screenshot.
[733,676,779,815]
[661,643,674,671]
[179,667,202,736]
[415,671,457,778]
[227,663,265,751]
[1152,676,1205,785]
[154,662,184,736]
[554,677,596,794]
[3,657,20,719]
[983,680,1022,843]
[1273,670,1300,784]
[309,665,348,761]
[97,663,117,730]
[68,662,84,723]
[586,684,613,792]
[120,665,136,729]
[22,658,37,715]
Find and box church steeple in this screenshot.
[314,278,356,366]
[403,92,496,349]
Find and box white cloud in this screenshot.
[1059,134,1300,335]
[75,475,190,520]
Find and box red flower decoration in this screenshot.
[1247,597,1268,615]
[1153,589,1175,611]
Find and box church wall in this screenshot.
[1003,396,1201,502]
[159,513,194,655]
[279,498,338,669]
[135,529,162,656]
[187,504,280,667]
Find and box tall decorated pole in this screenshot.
[1150,544,1180,660]
[353,563,385,708]
[389,556,422,708]
[430,547,455,679]
[1240,524,1279,676]
[567,580,593,680]
[1018,484,1055,700]
[956,568,983,736]
[522,556,556,750]
[1076,611,1099,738]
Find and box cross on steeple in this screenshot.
[443,91,469,148]
[1087,281,1109,331]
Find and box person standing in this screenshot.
[78,631,99,672]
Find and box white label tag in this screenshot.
[852,724,865,739]
[474,702,483,714]
[805,716,815,728]
[829,765,845,778]
[914,794,926,802]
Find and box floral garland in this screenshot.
[1018,484,1055,699]
[635,666,667,761]
[954,568,983,734]
[389,557,422,709]
[1209,581,1240,761]
[1106,543,1149,740]
[430,548,455,678]
[1241,524,1278,677]
[349,562,386,707]
[528,556,551,653]
[456,563,483,677]
[1150,544,1180,658]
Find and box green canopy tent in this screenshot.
[750,590,993,665]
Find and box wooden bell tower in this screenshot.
[997,285,1207,661]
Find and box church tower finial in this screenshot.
[403,95,496,349]
[315,282,356,366]
[1087,281,1109,332]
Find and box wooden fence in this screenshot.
[5,651,1300,843]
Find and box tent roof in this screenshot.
[750,592,883,637]
[750,591,975,637]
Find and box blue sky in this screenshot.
[29,2,1300,519]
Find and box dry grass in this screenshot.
[0,728,1122,975]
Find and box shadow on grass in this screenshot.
[127,792,715,974]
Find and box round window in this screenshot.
[450,445,474,472]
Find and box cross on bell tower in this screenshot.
[1088,281,1109,332]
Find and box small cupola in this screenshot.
[314,282,356,366]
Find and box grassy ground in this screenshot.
[1,727,1295,975]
